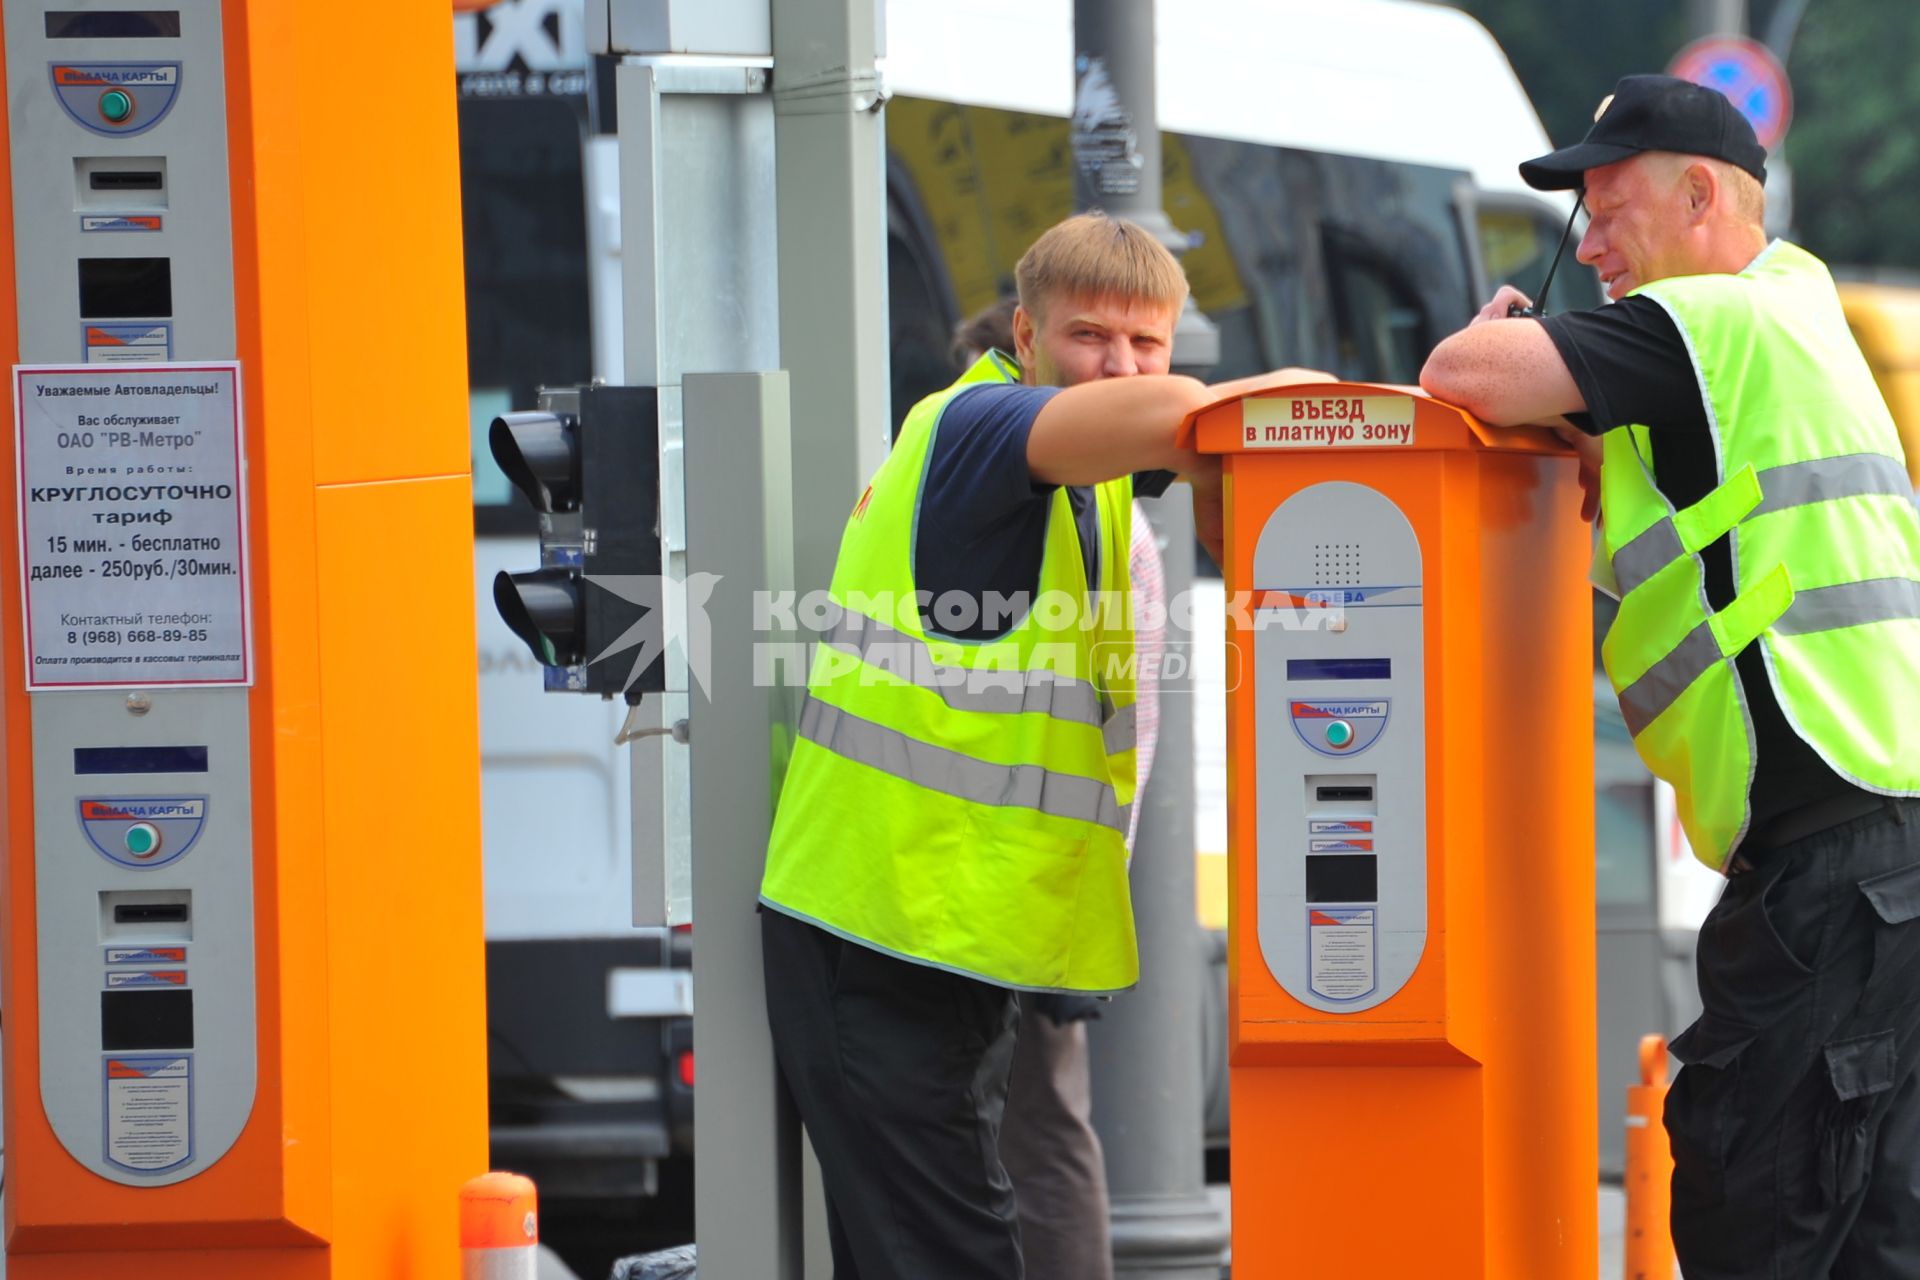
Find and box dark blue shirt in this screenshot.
[914,381,1173,641]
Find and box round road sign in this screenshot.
[1669,36,1793,151]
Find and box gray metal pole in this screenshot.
[685,372,803,1280]
[771,0,891,599]
[1690,0,1747,36]
[768,3,890,1273]
[1071,0,1218,374]
[1073,2,1228,1275]
[1086,494,1227,1278]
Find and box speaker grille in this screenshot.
[1312,541,1362,586]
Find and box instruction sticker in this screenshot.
[105,1055,192,1173]
[83,323,171,364]
[1309,908,1376,1002]
[107,946,186,965]
[15,363,251,690]
[1310,819,1373,835]
[1241,395,1415,449]
[106,969,186,988]
[80,216,163,234]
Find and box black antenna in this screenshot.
[1507,196,1585,319]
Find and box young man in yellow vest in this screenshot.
[1423,75,1920,1278]
[759,213,1318,1278]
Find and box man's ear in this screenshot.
[1012,303,1038,367]
[1684,162,1718,223]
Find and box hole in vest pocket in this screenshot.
[1859,862,1920,1013]
[1818,1030,1897,1206]
[1666,1012,1760,1207]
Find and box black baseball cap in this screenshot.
[1519,74,1768,191]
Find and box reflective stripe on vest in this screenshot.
[819,602,1107,728]
[1612,453,1912,596]
[797,696,1132,835]
[1618,574,1920,735]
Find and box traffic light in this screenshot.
[491,384,665,696]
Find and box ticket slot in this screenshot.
[75,156,168,208]
[100,889,191,942]
[1308,774,1377,812]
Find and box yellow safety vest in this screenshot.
[1598,241,1920,870]
[760,353,1142,992]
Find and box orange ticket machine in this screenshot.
[0,3,484,1276]
[1184,385,1597,1278]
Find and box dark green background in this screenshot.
[1446,0,1920,273]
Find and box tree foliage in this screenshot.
[1446,0,1920,271]
[1787,0,1920,268]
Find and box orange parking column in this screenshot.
[0,2,485,1275]
[1184,385,1596,1278]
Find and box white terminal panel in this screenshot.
[1252,481,1427,1013]
[6,0,256,1184]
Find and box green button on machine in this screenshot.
[1325,720,1355,749]
[124,822,161,857]
[98,89,135,124]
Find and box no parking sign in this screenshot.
[1670,35,1793,151]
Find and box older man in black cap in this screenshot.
[1425,75,1920,1278]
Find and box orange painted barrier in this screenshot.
[1183,384,1596,1279]
[1624,1035,1676,1280]
[1,2,485,1276]
[461,1173,540,1280]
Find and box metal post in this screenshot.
[1087,493,1228,1278]
[768,3,891,1272]
[606,32,799,1271]
[771,0,891,597]
[1074,9,1227,1273]
[684,372,803,1280]
[1071,0,1219,374]
[1690,0,1747,36]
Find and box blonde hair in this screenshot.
[1721,163,1766,226]
[1014,212,1190,321]
[1644,151,1766,227]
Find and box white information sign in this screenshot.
[1241,394,1416,449]
[1309,907,1376,1001]
[14,363,251,690]
[105,1055,192,1173]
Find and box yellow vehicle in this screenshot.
[1838,280,1920,488]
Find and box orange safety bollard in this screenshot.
[1625,1035,1676,1280]
[461,1172,541,1280]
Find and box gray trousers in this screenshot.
[1001,1004,1113,1280]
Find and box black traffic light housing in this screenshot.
[490,384,664,697]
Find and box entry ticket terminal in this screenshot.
[2,3,486,1276]
[1182,385,1599,1277]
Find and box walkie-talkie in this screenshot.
[1507,196,1585,319]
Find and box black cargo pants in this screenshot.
[1668,798,1920,1278]
[761,907,1024,1280]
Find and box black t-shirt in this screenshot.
[1541,297,1859,837]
